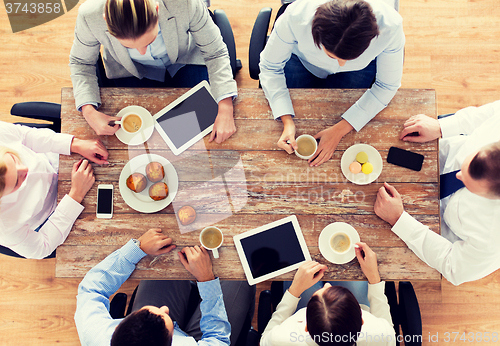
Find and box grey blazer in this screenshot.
[69,0,236,109]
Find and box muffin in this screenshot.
[146,162,165,183]
[149,182,169,201]
[126,173,147,193]
[178,205,197,226]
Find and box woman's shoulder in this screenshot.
[77,0,106,18]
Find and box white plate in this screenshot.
[119,154,178,213]
[318,222,360,265]
[115,106,155,146]
[341,143,383,185]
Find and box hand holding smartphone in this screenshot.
[97,184,113,219]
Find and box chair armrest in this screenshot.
[213,9,240,77]
[398,281,422,346]
[109,292,127,319]
[384,281,400,339]
[257,290,273,333]
[248,7,272,80]
[10,102,61,122]
[438,113,455,119]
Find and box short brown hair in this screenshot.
[468,141,500,198]
[312,0,379,60]
[306,286,362,346]
[111,309,172,346]
[105,0,158,39]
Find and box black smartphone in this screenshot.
[387,147,424,171]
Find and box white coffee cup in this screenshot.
[329,231,352,255]
[115,113,144,134]
[294,134,318,160]
[200,226,224,259]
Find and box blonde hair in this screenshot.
[105,0,158,39]
[0,146,20,197]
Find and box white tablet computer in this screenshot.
[234,215,311,285]
[153,81,218,155]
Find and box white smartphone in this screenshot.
[96,184,114,219]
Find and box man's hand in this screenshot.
[355,242,381,284]
[68,159,95,203]
[209,98,235,144]
[82,105,120,136]
[374,182,404,226]
[277,115,297,154]
[400,114,442,143]
[309,120,353,167]
[178,246,215,282]
[138,228,176,256]
[288,261,327,298]
[71,138,109,165]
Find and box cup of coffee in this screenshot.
[115,113,143,134]
[329,231,352,255]
[295,134,318,160]
[200,226,224,258]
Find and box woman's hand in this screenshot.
[71,138,109,165]
[82,105,120,136]
[288,261,328,298]
[277,115,297,154]
[355,242,381,284]
[68,159,95,203]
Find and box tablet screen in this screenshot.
[240,221,306,279]
[155,86,218,149]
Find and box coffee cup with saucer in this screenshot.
[318,222,360,264]
[114,105,155,146]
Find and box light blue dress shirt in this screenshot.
[127,27,185,82]
[74,239,231,346]
[259,0,405,131]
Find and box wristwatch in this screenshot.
[132,238,141,248]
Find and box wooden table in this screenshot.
[56,87,441,281]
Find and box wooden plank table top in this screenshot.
[56,87,441,281]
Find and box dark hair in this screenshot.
[306,286,362,346]
[312,0,379,60]
[105,0,158,39]
[468,141,500,198]
[111,309,173,346]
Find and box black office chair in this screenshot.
[110,282,253,346]
[247,280,422,346]
[10,102,61,133]
[97,9,241,87]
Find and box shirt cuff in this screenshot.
[367,281,385,294]
[60,194,85,220]
[53,133,74,155]
[197,277,222,299]
[391,211,421,241]
[438,115,460,138]
[283,289,301,304]
[120,239,147,264]
[77,102,100,112]
[216,92,238,104]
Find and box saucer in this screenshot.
[340,143,383,185]
[318,222,360,264]
[115,106,155,146]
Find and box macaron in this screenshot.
[349,161,362,174]
[356,151,369,164]
[362,162,374,174]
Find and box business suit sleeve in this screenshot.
[69,6,102,110]
[186,0,237,101]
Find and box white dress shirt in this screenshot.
[260,282,395,346]
[0,122,84,259]
[392,100,500,285]
[259,0,405,131]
